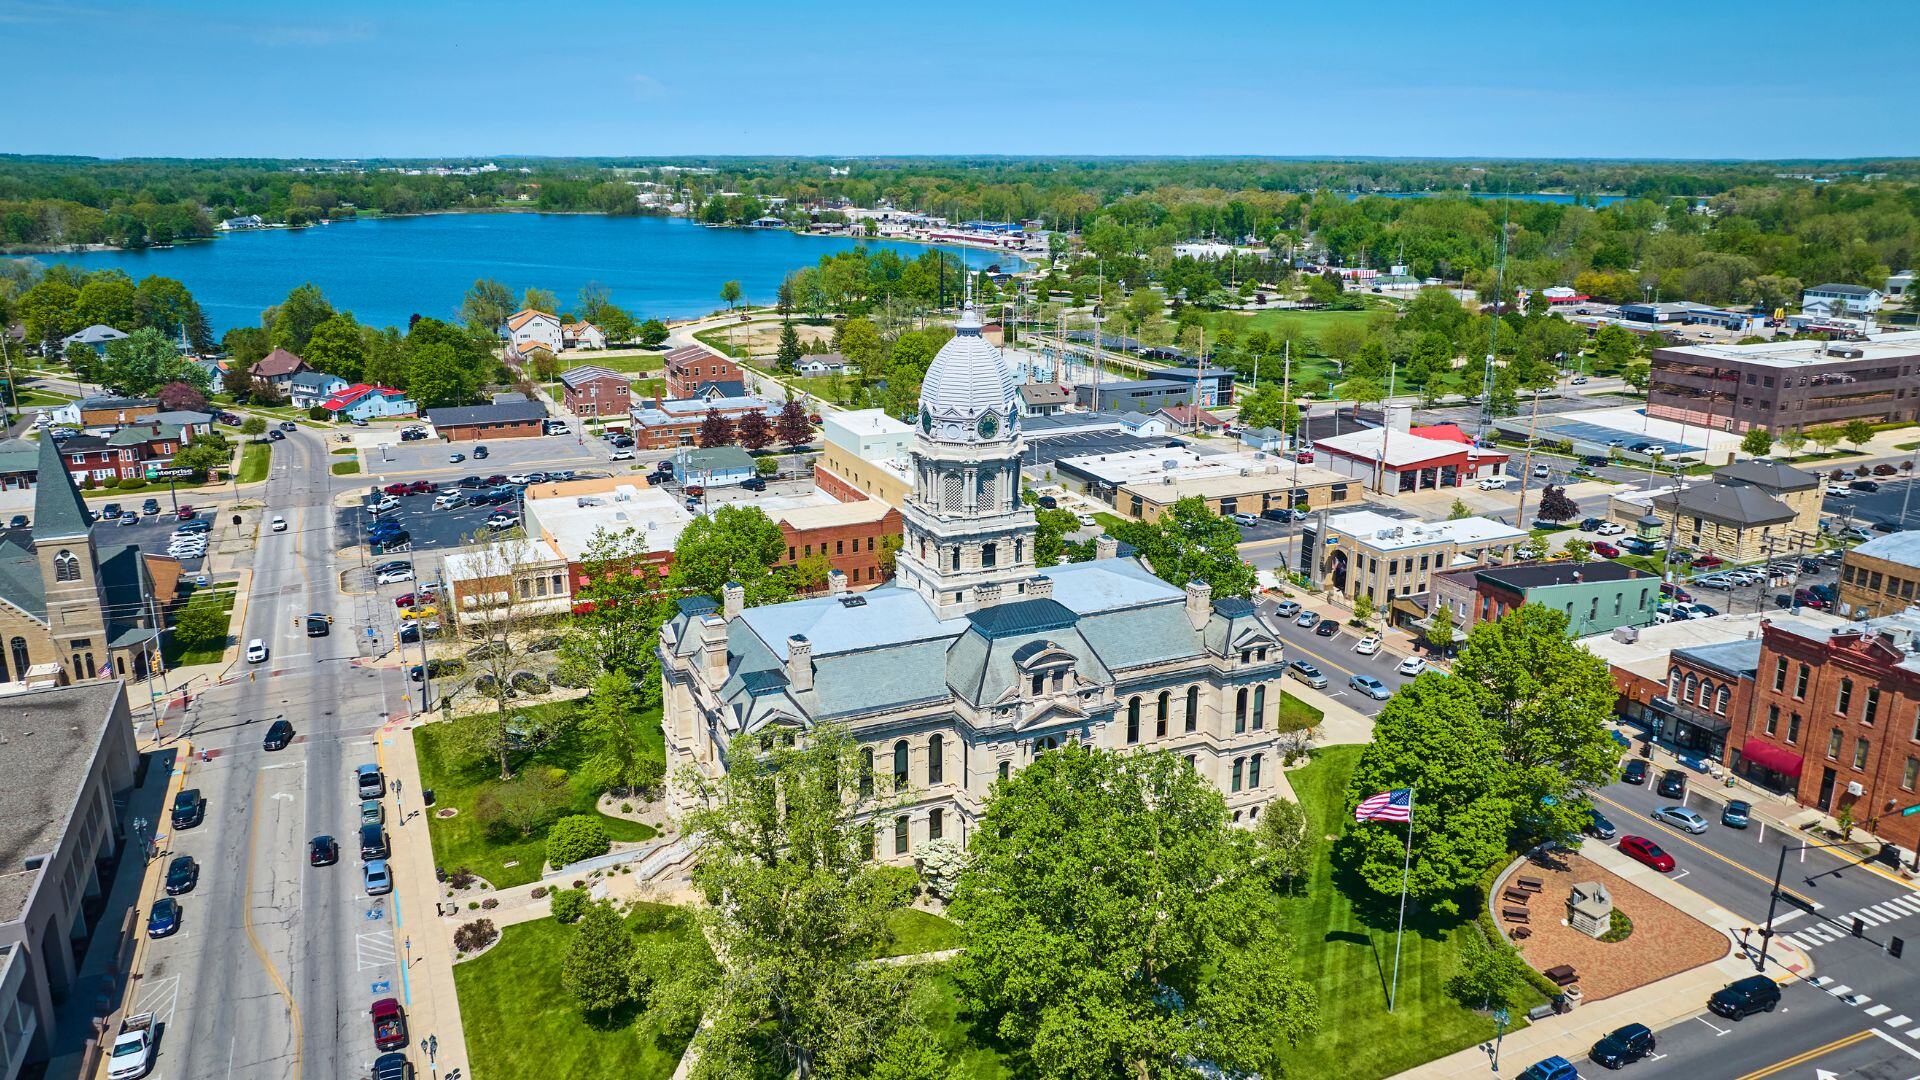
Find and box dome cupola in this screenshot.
[917,304,1017,444]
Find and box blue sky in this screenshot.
[6,0,1917,159]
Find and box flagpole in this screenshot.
[1388,788,1414,1013]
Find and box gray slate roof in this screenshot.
[426,401,549,427]
[1654,483,1796,527]
[1714,459,1820,493]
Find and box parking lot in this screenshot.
[354,429,625,479]
[1823,475,1918,530]
[89,501,216,572]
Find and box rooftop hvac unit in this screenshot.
[1254,451,1267,460]
[1612,626,1640,644]
[1240,468,1252,477]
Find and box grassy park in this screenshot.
[237,442,272,483]
[413,700,663,888]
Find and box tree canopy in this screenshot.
[1110,496,1257,598]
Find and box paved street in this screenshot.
[127,428,423,1080]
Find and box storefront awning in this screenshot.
[1740,739,1805,779]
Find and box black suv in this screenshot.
[1708,975,1781,1020]
[171,788,205,829]
[1657,769,1688,798]
[264,718,295,751]
[1589,1022,1655,1068]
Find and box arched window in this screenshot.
[1231,757,1244,792]
[1234,688,1248,734]
[1185,686,1199,733]
[1698,679,1714,707]
[859,748,874,798]
[1126,697,1141,744]
[1249,754,1263,788]
[1036,735,1060,753]
[894,815,910,855]
[929,808,944,840]
[1684,673,1698,703]
[1251,685,1266,731]
[1156,691,1170,738]
[83,652,95,678]
[927,734,944,785]
[54,549,80,582]
[1668,667,1682,698]
[997,760,1010,782]
[893,740,909,789]
[9,638,26,680]
[1715,685,1731,716]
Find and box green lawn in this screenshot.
[632,376,664,401]
[1275,691,1323,734]
[237,442,272,484]
[1206,308,1388,381]
[164,588,236,667]
[915,969,1023,1080]
[880,908,962,958]
[1272,746,1543,1078]
[692,326,750,358]
[791,374,858,404]
[455,904,700,1080]
[13,388,76,408]
[576,353,665,375]
[331,460,361,475]
[414,700,663,888]
[81,478,222,500]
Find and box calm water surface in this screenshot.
[38,213,1025,334]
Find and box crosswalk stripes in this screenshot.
[1776,891,1920,951]
[1866,1004,1891,1017]
[1887,1014,1913,1029]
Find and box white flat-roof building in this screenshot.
[1299,510,1526,604]
[821,409,915,462]
[1312,427,1508,494]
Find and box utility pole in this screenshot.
[1512,386,1546,528]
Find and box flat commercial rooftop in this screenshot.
[1513,406,1745,457]
[1659,330,1920,369]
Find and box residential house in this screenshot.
[1157,403,1227,433]
[663,346,746,399]
[58,325,127,354]
[249,348,309,391]
[0,440,38,495]
[561,321,607,351]
[505,309,563,355]
[321,384,417,422]
[288,371,350,409]
[426,400,549,442]
[217,214,265,230]
[1240,427,1288,453]
[1117,411,1172,438]
[796,352,849,378]
[150,410,215,439]
[1801,283,1884,317]
[558,366,632,419]
[1017,383,1072,417]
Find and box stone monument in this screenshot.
[1568,880,1613,938]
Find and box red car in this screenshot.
[407,480,434,495]
[371,997,408,1052]
[1592,541,1621,558]
[175,505,196,520]
[382,482,411,496]
[393,592,417,608]
[1618,835,1675,873]
[1690,554,1725,568]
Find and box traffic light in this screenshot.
[1853,916,1865,938]
[1892,936,1905,959]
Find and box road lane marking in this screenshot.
[1590,789,1820,910]
[1885,1014,1911,1029]
[1734,1029,1875,1079]
[1768,909,1806,928]
[1870,1027,1920,1061]
[241,771,304,1080]
[1867,1004,1892,1017]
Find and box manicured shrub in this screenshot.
[546,815,610,868]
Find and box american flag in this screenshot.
[1355,788,1413,823]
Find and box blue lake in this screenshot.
[36,213,1025,334]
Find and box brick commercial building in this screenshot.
[558,365,632,420]
[1838,533,1920,619]
[1648,332,1920,434]
[0,682,138,1078]
[1746,612,1920,868]
[75,396,158,430]
[426,399,549,441]
[1299,510,1526,606]
[1054,447,1362,522]
[663,346,746,399]
[1432,559,1659,640]
[629,395,779,450]
[771,498,904,590]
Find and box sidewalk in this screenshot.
[1396,838,1812,1079]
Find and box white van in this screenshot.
[246,639,269,664]
[610,447,636,461]
[544,419,570,436]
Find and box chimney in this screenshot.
[827,569,847,595]
[1095,534,1119,560]
[786,634,814,692]
[722,581,744,621]
[1186,579,1213,630]
[1028,575,1053,600]
[699,614,728,685]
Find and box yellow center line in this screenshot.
[241,771,304,1080]
[1734,1028,1875,1080]
[1589,789,1819,911]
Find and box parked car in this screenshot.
[1580,517,1606,531]
[1652,806,1709,834]
[1721,799,1752,828]
[1659,582,1692,603]
[382,482,410,496]
[171,788,205,829]
[164,855,198,895]
[1708,974,1780,1020]
[377,566,414,585]
[1850,480,1880,492]
[361,799,385,826]
[369,496,400,514]
[1690,554,1725,568]
[1288,660,1328,689]
[1477,476,1509,490]
[1314,619,1339,637]
[1589,1022,1656,1069]
[1570,466,1599,479]
[741,476,768,492]
[373,1051,415,1080]
[1656,769,1687,798]
[363,859,393,896]
[360,822,389,860]
[1274,600,1301,618]
[310,835,339,865]
[263,719,295,751]
[1621,759,1648,785]
[141,499,161,516]
[1585,808,1617,840]
[1592,541,1621,558]
[146,897,180,938]
[1617,835,1675,872]
[357,763,385,799]
[1397,655,1427,676]
[371,997,409,1052]
[1294,610,1320,628]
[1353,635,1382,655]
[1595,521,1625,536]
[1349,674,1391,700]
[1519,1056,1580,1080]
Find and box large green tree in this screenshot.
[953,745,1318,1079]
[460,278,516,335]
[678,725,929,1079]
[1448,603,1622,842]
[1341,674,1513,915]
[559,526,672,688]
[301,313,366,382]
[1110,496,1257,597]
[98,328,209,396]
[669,504,791,608]
[267,283,336,353]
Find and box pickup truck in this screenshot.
[371,997,409,1052]
[107,1012,156,1079]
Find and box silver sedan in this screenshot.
[1652,806,1709,834]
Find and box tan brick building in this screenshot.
[1648,483,1799,562]
[1838,533,1920,619]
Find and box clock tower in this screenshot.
[894,303,1042,618]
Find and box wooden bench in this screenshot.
[1516,875,1545,892]
[1503,906,1530,923]
[1509,926,1532,941]
[1544,964,1578,986]
[1503,887,1532,904]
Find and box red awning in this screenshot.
[1740,739,1804,779]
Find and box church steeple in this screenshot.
[32,435,110,681]
[896,302,1041,618]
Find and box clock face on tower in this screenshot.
[976,411,999,440]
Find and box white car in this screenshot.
[376,567,414,585]
[369,496,399,514]
[270,515,287,532]
[432,492,463,510]
[246,639,269,664]
[610,448,636,461]
[506,473,533,485]
[1532,463,1551,478]
[1595,521,1625,536]
[1078,514,1098,527]
[1396,655,1427,676]
[1353,635,1382,655]
[1477,476,1509,490]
